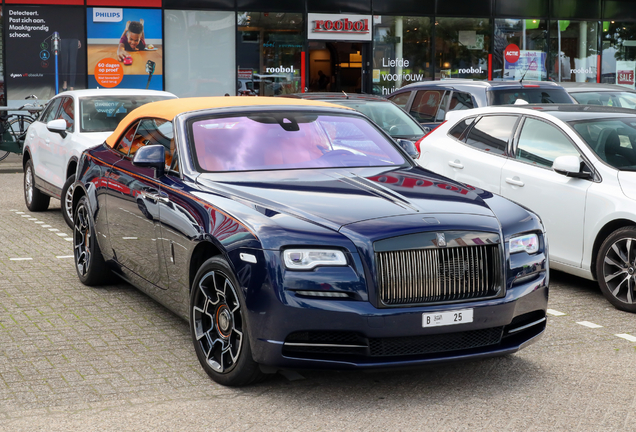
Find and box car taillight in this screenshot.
[415,120,446,152]
[523,84,540,88]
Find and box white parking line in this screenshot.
[9,209,17,211]
[615,334,636,342]
[28,218,38,221]
[55,233,68,237]
[21,215,31,218]
[56,255,74,259]
[547,309,566,316]
[10,257,32,261]
[49,228,59,232]
[15,211,24,214]
[35,221,44,224]
[65,238,73,242]
[41,225,51,228]
[577,321,603,328]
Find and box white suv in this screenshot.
[23,89,176,227]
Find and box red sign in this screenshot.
[618,70,635,86]
[504,44,520,64]
[238,69,253,80]
[313,18,369,33]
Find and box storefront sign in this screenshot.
[503,50,546,81]
[616,61,635,89]
[237,68,253,79]
[308,13,372,41]
[93,8,123,23]
[504,44,520,64]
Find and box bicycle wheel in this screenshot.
[0,150,10,162]
[7,116,33,143]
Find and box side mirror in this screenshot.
[397,139,420,160]
[552,155,592,179]
[133,144,165,178]
[47,119,67,138]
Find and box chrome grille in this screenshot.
[376,245,501,306]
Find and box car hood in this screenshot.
[196,166,496,232]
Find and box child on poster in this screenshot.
[117,19,147,61]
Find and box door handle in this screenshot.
[448,160,464,169]
[141,189,169,204]
[505,177,525,187]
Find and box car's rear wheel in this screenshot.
[190,256,264,386]
[61,174,76,228]
[597,227,636,313]
[24,159,50,211]
[73,196,111,286]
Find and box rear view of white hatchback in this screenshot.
[23,89,176,227]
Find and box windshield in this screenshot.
[489,88,573,105]
[331,101,424,139]
[80,95,173,133]
[190,112,406,172]
[570,91,636,109]
[569,117,636,169]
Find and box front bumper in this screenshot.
[247,272,548,370]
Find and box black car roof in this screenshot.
[520,104,636,121]
[280,93,390,102]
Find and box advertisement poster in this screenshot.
[616,61,635,89]
[5,6,87,104]
[503,50,547,81]
[86,8,163,90]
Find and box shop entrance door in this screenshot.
[308,42,369,93]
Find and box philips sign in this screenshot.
[93,8,123,23]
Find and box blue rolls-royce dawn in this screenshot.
[70,97,548,386]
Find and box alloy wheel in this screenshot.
[64,183,75,223]
[192,270,244,373]
[25,165,33,206]
[74,204,91,277]
[602,237,636,305]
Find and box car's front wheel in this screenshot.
[73,196,111,286]
[597,227,636,313]
[190,256,264,386]
[61,174,76,228]
[24,159,50,211]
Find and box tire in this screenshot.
[73,196,111,286]
[8,116,33,143]
[24,159,50,211]
[596,226,636,313]
[190,256,264,386]
[0,150,9,162]
[61,174,76,228]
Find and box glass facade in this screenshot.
[237,12,303,96]
[164,10,235,97]
[494,19,548,81]
[435,17,490,80]
[549,20,598,83]
[602,22,636,88]
[372,16,432,96]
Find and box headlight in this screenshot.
[509,233,539,254]
[283,249,347,270]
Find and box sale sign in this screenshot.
[616,61,636,89]
[504,44,520,64]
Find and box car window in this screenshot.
[58,97,75,132]
[409,90,445,123]
[387,92,411,109]
[80,95,173,133]
[489,88,573,105]
[331,100,424,139]
[190,112,406,172]
[449,92,474,111]
[130,118,175,169]
[570,117,636,169]
[448,117,476,140]
[465,115,518,155]
[41,98,62,124]
[115,121,140,156]
[516,118,580,168]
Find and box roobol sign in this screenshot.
[308,13,372,41]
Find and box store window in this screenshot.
[435,17,490,80]
[493,19,547,81]
[549,21,598,82]
[372,16,432,96]
[602,22,636,88]
[165,11,235,97]
[237,12,303,96]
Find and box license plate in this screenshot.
[422,309,473,327]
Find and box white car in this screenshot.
[418,104,636,312]
[23,89,176,227]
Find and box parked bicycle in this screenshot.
[0,95,43,162]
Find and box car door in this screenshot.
[105,119,168,291]
[28,97,62,188]
[500,116,593,268]
[46,96,75,189]
[426,114,519,194]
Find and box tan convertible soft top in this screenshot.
[105,96,351,148]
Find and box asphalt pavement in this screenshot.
[1,170,635,431]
